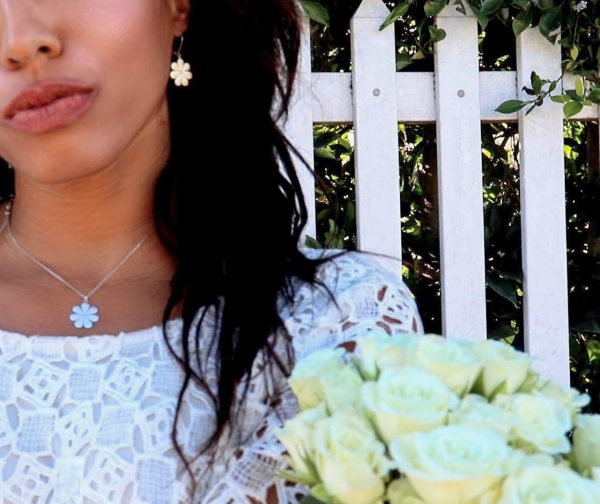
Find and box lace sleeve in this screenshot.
[200,249,424,503]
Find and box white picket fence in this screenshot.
[282,0,600,385]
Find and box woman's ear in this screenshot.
[170,0,191,36]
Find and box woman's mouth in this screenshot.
[2,82,97,134]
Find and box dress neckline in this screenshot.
[0,316,184,341]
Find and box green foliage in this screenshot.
[300,0,331,26]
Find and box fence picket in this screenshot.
[284,9,316,244]
[434,5,487,340]
[516,30,570,384]
[350,0,402,260]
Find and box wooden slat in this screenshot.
[283,8,316,244]
[312,73,353,123]
[517,30,570,384]
[311,71,598,123]
[396,73,436,123]
[350,0,402,259]
[434,5,487,340]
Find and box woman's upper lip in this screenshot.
[3,81,95,119]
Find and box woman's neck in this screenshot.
[2,156,173,284]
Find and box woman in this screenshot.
[0,0,423,502]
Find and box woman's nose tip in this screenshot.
[1,31,62,69]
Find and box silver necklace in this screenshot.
[2,199,153,330]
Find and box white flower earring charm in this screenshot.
[170,36,192,87]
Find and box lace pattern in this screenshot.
[200,249,424,503]
[0,248,424,503]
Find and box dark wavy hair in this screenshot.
[157,0,350,495]
[0,0,349,497]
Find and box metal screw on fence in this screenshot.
[457,89,465,97]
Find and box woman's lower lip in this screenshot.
[3,91,97,133]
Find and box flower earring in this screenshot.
[170,36,193,87]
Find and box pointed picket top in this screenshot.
[353,0,390,19]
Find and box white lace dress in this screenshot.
[0,248,424,504]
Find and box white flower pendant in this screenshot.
[69,301,100,329]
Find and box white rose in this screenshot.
[355,331,419,380]
[361,366,459,443]
[513,369,541,393]
[473,339,531,398]
[390,425,514,504]
[494,393,572,455]
[535,379,590,421]
[413,334,483,396]
[319,364,364,413]
[498,465,600,504]
[386,478,425,504]
[313,410,391,504]
[289,348,346,410]
[448,394,511,439]
[275,403,328,484]
[572,414,600,477]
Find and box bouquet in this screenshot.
[275,332,600,503]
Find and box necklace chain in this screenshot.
[2,198,153,304]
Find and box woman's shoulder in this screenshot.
[298,246,410,295]
[281,247,424,360]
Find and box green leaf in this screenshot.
[588,340,600,362]
[512,7,533,37]
[424,0,446,17]
[300,0,330,26]
[489,322,516,340]
[539,4,562,37]
[469,5,490,29]
[575,77,584,97]
[495,99,528,113]
[570,46,579,60]
[380,2,410,31]
[487,276,519,308]
[480,0,504,15]
[314,147,337,160]
[397,53,413,71]
[304,235,322,249]
[511,0,529,9]
[550,94,570,103]
[531,71,543,95]
[588,88,600,104]
[343,201,355,231]
[499,269,522,282]
[563,100,583,117]
[538,0,555,8]
[428,25,447,43]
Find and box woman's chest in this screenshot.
[0,329,272,504]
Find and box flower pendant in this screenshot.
[170,58,192,87]
[70,301,100,329]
